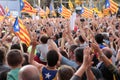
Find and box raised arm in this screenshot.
[70,46,95,80]
[29,33,44,70]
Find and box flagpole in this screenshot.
[61,0,62,18]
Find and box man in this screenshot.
[18,65,40,80]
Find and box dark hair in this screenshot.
[54,34,59,40]
[69,45,78,53]
[7,49,23,67]
[95,34,104,44]
[79,35,85,43]
[22,43,28,53]
[0,48,5,63]
[60,50,68,59]
[47,50,59,67]
[74,47,84,63]
[10,44,21,50]
[22,53,29,66]
[40,36,49,44]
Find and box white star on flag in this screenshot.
[45,73,51,79]
[16,25,19,30]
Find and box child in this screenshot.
[6,49,23,80]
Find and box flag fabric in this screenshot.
[46,7,50,16]
[0,4,5,16]
[49,3,56,17]
[80,7,93,18]
[105,0,110,8]
[20,0,24,11]
[70,12,76,30]
[39,8,46,18]
[58,5,71,18]
[0,16,4,21]
[109,0,118,13]
[13,17,31,46]
[50,3,53,12]
[75,0,82,5]
[104,0,118,14]
[20,0,37,14]
[68,0,74,10]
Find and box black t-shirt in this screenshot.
[76,66,103,80]
[98,62,113,80]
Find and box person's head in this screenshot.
[40,35,49,44]
[78,35,85,43]
[0,47,6,63]
[18,65,40,80]
[22,53,29,66]
[47,50,59,67]
[74,47,84,64]
[7,49,23,68]
[10,43,21,50]
[58,65,75,80]
[68,45,78,59]
[95,34,104,44]
[102,47,112,59]
[60,50,68,59]
[22,43,28,53]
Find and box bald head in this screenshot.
[102,47,113,59]
[19,65,40,80]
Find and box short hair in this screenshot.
[7,49,23,67]
[74,47,84,63]
[60,50,68,59]
[95,34,104,44]
[58,65,75,80]
[69,45,78,53]
[40,36,49,44]
[47,50,59,67]
[22,53,29,66]
[79,35,85,43]
[10,43,21,50]
[22,43,28,53]
[102,48,112,59]
[0,47,5,63]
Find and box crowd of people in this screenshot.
[0,13,120,80]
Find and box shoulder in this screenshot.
[7,72,15,80]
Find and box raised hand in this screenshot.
[83,46,94,69]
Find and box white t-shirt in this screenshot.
[36,44,48,62]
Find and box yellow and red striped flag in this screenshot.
[109,0,118,13]
[68,0,74,10]
[58,5,71,18]
[0,16,4,21]
[20,0,37,14]
[13,17,31,46]
[46,7,50,16]
[39,8,46,18]
[80,7,93,18]
[104,0,118,14]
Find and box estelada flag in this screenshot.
[13,17,31,46]
[20,0,37,14]
[58,5,71,19]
